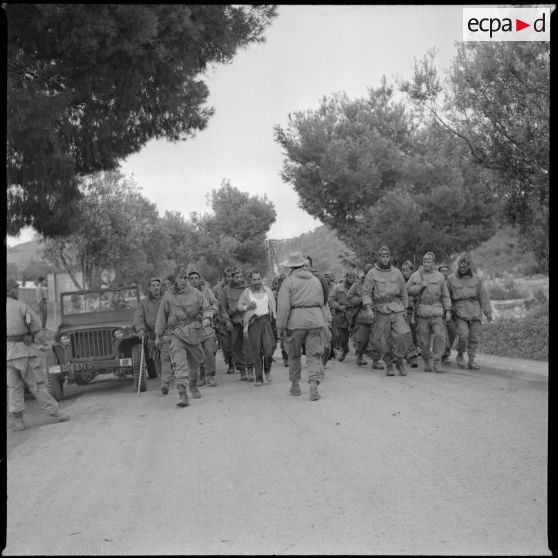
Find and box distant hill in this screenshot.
[6,240,43,270]
[275,226,356,278]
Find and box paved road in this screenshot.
[4,350,549,555]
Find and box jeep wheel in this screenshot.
[131,344,147,392]
[47,373,64,401]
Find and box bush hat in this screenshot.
[281,251,306,268]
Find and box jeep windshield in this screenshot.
[61,287,140,316]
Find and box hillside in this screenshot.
[6,239,43,270]
[275,226,356,278]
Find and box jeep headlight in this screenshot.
[59,334,71,346]
[113,328,124,339]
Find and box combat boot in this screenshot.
[176,387,189,407]
[226,362,235,374]
[198,365,206,386]
[49,411,71,423]
[372,360,384,370]
[456,352,466,369]
[161,386,169,395]
[265,370,273,382]
[468,358,480,370]
[441,354,452,365]
[239,368,247,380]
[386,364,395,376]
[290,380,301,396]
[283,358,289,367]
[189,379,201,398]
[432,360,443,373]
[337,350,347,362]
[246,367,255,382]
[355,354,367,366]
[309,381,320,401]
[424,359,433,372]
[12,412,25,432]
[407,356,418,368]
[396,359,407,376]
[206,374,217,387]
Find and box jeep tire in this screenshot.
[132,344,147,392]
[47,373,64,401]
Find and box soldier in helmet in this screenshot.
[6,278,70,431]
[362,246,412,377]
[154,264,212,407]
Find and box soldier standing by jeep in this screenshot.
[134,277,172,395]
[154,265,212,407]
[6,278,70,431]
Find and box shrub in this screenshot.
[480,316,548,361]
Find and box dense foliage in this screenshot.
[6,4,276,237]
[275,81,499,264]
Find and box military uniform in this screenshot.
[6,280,70,430]
[327,280,352,359]
[406,265,451,371]
[155,272,212,406]
[196,280,219,387]
[277,252,327,401]
[447,256,492,369]
[362,248,412,376]
[134,279,172,393]
[212,279,234,373]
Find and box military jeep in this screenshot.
[46,285,154,400]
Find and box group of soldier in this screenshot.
[133,245,492,407]
[6,244,493,430]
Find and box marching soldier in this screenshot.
[447,254,493,370]
[277,252,328,401]
[362,246,412,377]
[328,270,357,361]
[155,265,212,407]
[406,252,451,373]
[438,262,457,365]
[6,278,70,431]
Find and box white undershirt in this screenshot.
[249,290,269,316]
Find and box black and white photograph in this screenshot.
[4,4,550,555]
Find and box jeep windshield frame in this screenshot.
[60,286,141,317]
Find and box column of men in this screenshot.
[128,247,492,409]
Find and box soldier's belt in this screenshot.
[166,318,200,335]
[7,335,26,342]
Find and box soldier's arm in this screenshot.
[441,277,451,312]
[406,272,423,297]
[346,282,362,306]
[133,302,147,334]
[154,295,169,337]
[327,285,342,311]
[477,279,492,319]
[362,272,374,308]
[276,280,290,331]
[399,273,409,309]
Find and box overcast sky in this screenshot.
[8,4,468,247]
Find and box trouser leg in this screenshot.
[338,327,349,354]
[261,316,276,373]
[170,336,191,389]
[20,356,59,415]
[7,360,26,415]
[159,341,172,389]
[216,326,233,365]
[455,317,470,355]
[467,319,482,360]
[431,317,447,361]
[230,324,246,370]
[285,329,306,383]
[39,301,48,328]
[247,319,265,380]
[202,336,217,375]
[304,328,325,384]
[374,313,392,366]
[417,317,432,361]
[353,322,372,356]
[390,312,412,361]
